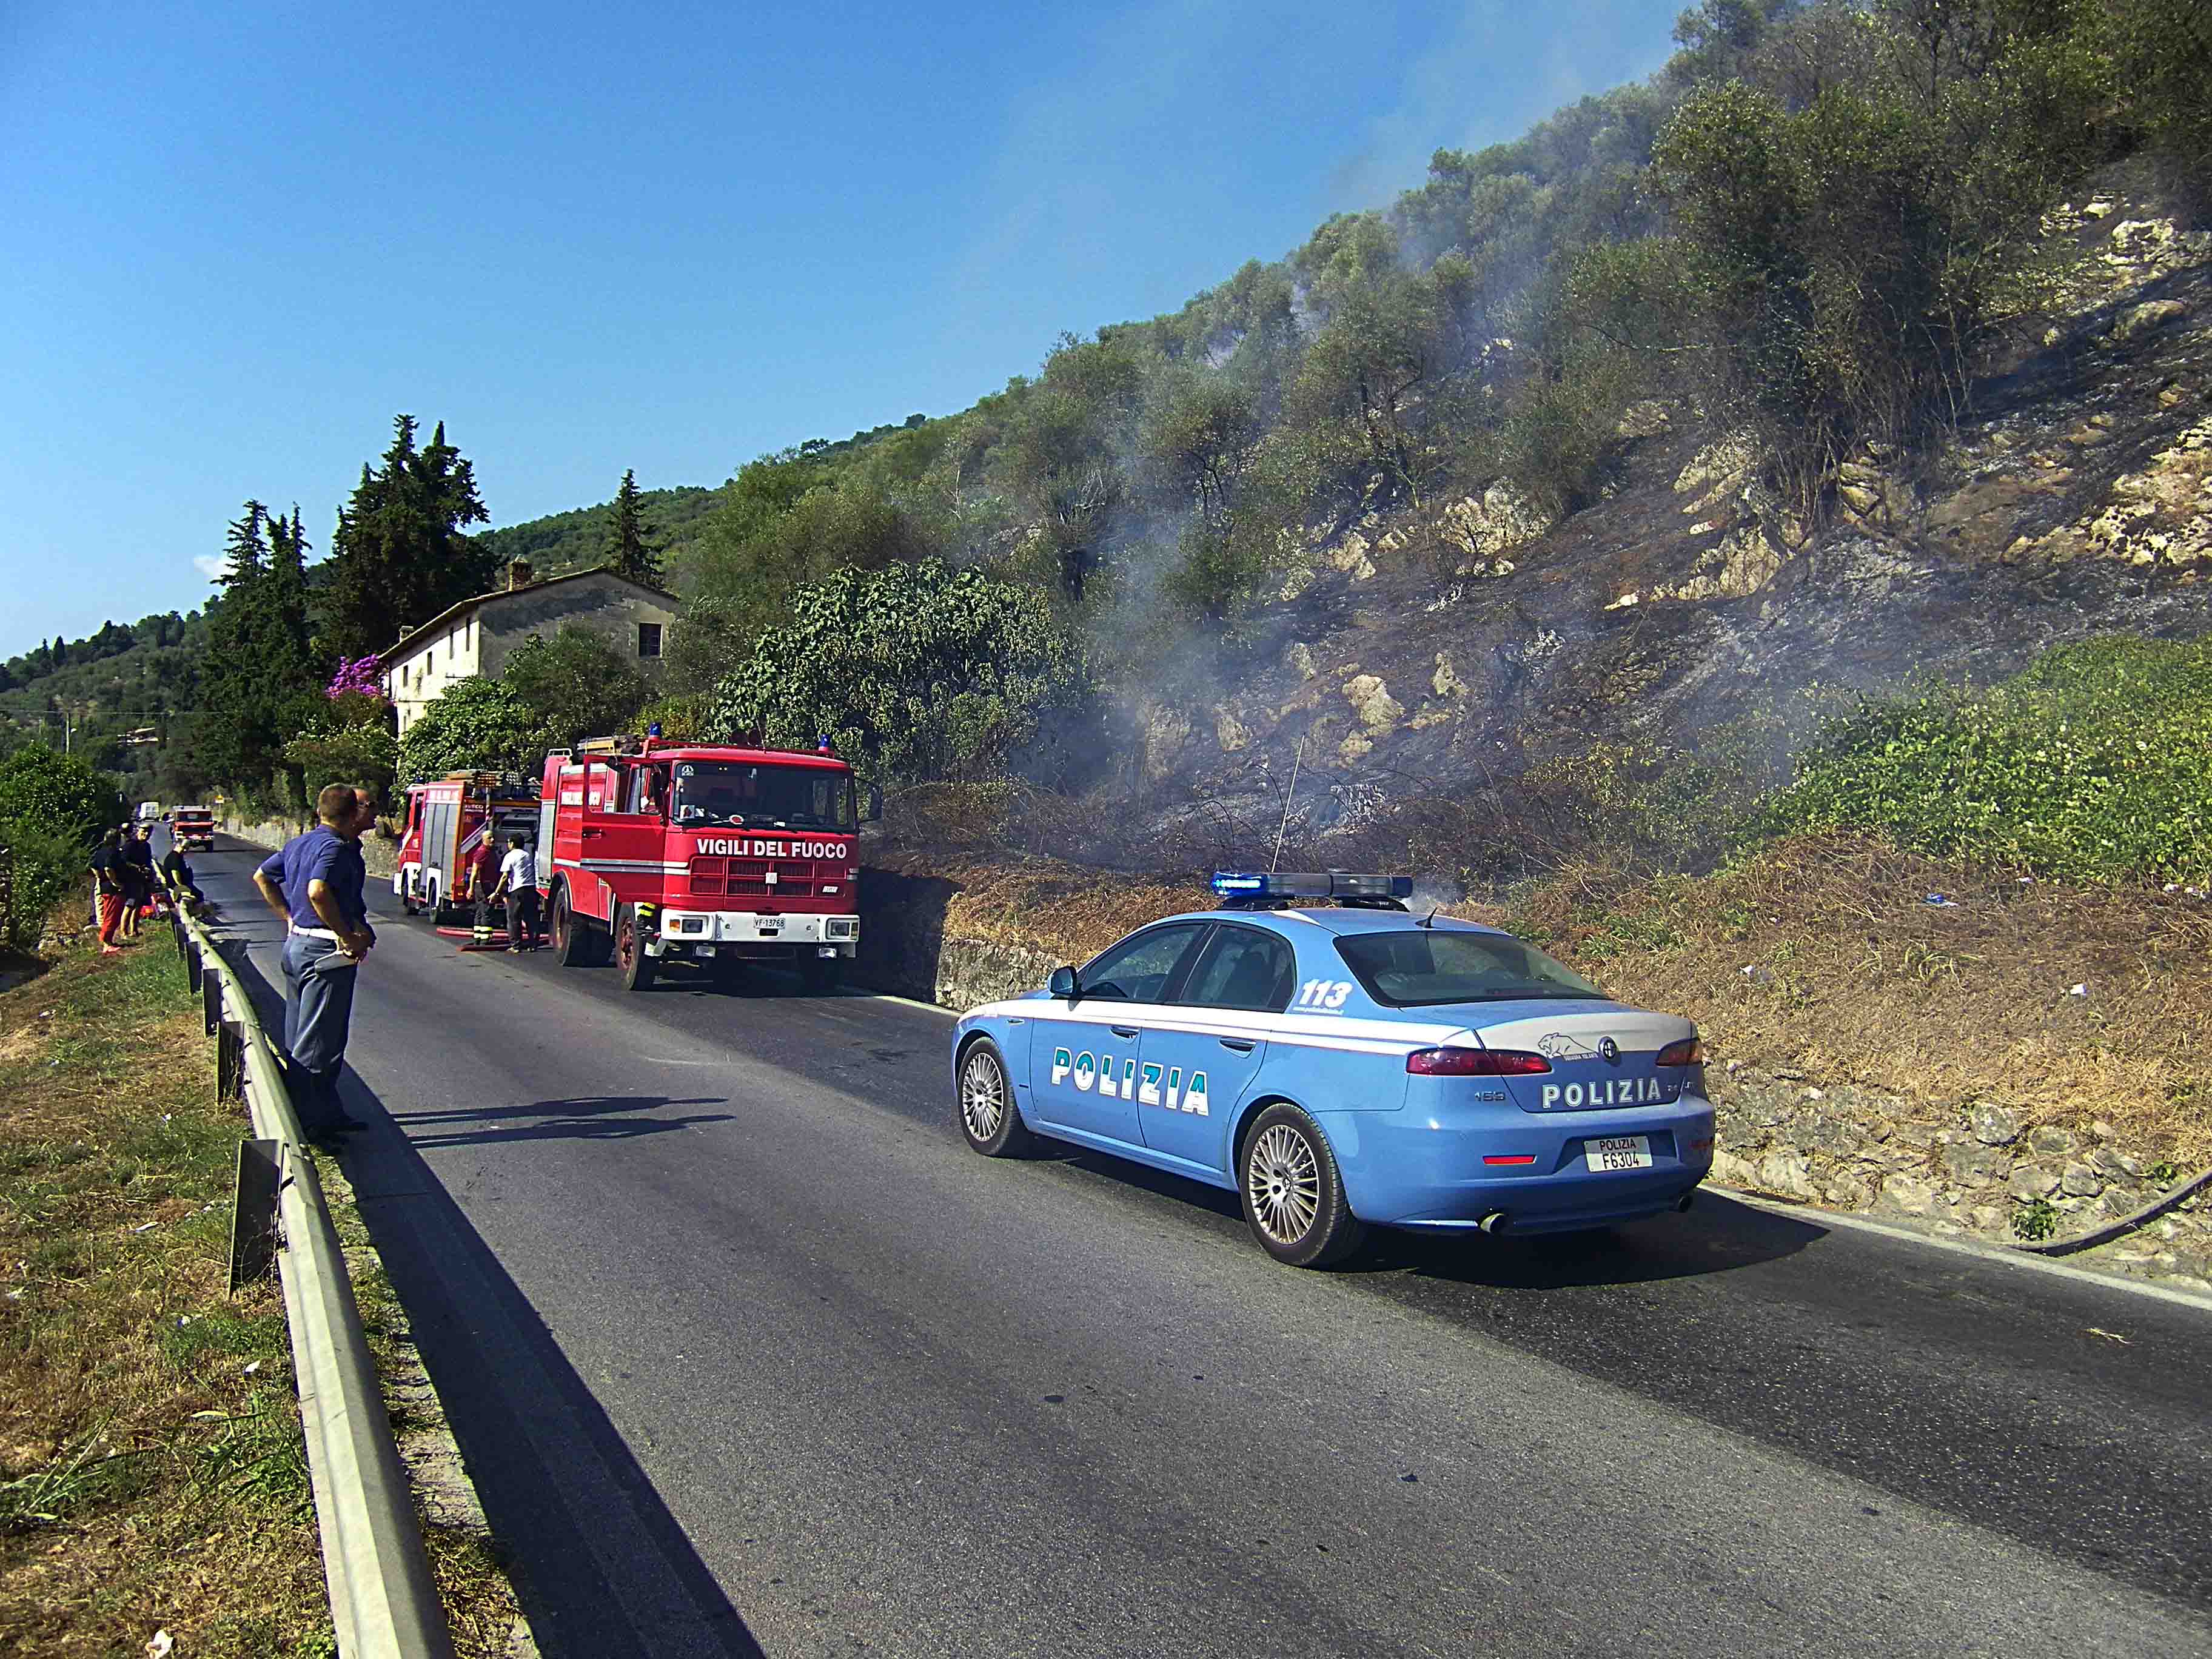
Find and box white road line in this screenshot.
[840,989,960,1019]
[1718,1186,2212,1315]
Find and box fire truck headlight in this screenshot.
[826,918,859,940]
[675,916,705,934]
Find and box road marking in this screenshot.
[1719,1186,2212,1316]
[840,989,959,1019]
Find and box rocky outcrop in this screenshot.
[1711,1067,2212,1290]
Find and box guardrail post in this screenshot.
[201,959,220,1031]
[216,1017,244,1102]
[228,1138,281,1291]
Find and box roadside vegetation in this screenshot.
[0,919,521,1656]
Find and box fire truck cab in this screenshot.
[395,772,540,923]
[538,734,863,993]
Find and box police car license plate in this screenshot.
[1585,1135,1652,1172]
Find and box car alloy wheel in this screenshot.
[1238,1104,1366,1267]
[1247,1124,1321,1244]
[957,1042,1036,1157]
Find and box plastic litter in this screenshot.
[146,1632,173,1659]
[1924,893,1960,907]
[243,1359,260,1375]
[1739,964,1774,984]
[2066,983,2089,997]
[130,1221,158,1234]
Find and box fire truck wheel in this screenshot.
[551,888,599,967]
[956,1040,1037,1157]
[615,906,655,991]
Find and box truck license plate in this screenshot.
[756,920,782,936]
[1585,1135,1652,1172]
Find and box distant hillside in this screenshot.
[472,484,724,591]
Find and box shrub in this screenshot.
[707,560,1090,786]
[0,816,87,950]
[1765,636,2212,885]
[0,745,125,845]
[395,679,545,782]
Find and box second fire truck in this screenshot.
[394,771,540,924]
[536,733,868,992]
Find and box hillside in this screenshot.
[1116,181,2212,858]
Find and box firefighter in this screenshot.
[489,833,540,952]
[469,834,501,943]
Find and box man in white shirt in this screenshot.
[490,834,541,952]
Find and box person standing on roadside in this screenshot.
[89,830,128,954]
[124,822,159,922]
[253,783,379,1139]
[488,833,540,952]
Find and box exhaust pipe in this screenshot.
[1478,1211,1510,1235]
[1675,1191,1697,1213]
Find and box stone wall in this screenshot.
[852,867,1061,1007]
[220,813,400,878]
[1710,1067,2212,1290]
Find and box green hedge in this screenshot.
[1764,637,2212,885]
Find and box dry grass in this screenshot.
[0,913,522,1657]
[1509,835,2212,1164]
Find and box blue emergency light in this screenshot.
[1211,871,1414,907]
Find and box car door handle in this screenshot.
[1219,1039,1256,1053]
[1110,1025,1140,1039]
[580,828,605,839]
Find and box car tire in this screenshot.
[615,906,655,991]
[957,1041,1038,1158]
[1238,1104,1366,1268]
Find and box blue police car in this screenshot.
[950,872,1714,1266]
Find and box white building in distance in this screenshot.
[380,560,678,736]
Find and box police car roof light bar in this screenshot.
[1210,871,1414,910]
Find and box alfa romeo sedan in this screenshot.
[949,873,1715,1266]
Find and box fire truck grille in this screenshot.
[688,857,817,897]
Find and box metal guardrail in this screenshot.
[173,907,456,1659]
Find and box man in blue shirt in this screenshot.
[253,783,379,1138]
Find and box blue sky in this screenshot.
[0,1,1683,658]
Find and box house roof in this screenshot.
[378,565,679,668]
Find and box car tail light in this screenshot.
[1406,1047,1552,1076]
[1481,1154,1538,1165]
[1656,1038,1705,1068]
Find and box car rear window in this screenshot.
[1334,928,1604,1007]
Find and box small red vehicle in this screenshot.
[537,733,868,991]
[168,806,216,852]
[393,771,540,923]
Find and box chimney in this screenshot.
[506,558,534,592]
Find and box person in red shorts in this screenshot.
[89,830,128,953]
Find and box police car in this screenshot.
[950,872,1715,1266]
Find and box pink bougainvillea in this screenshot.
[326,655,389,702]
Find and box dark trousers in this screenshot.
[508,888,541,948]
[280,934,359,1128]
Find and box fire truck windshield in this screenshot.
[672,762,854,831]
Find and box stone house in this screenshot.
[380,560,677,736]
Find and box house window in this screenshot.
[637,623,663,660]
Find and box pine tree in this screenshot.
[321,415,493,659]
[605,468,664,586]
[198,500,324,800]
[220,501,270,588]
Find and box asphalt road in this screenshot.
[186,836,2212,1658]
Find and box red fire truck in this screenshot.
[394,771,540,923]
[167,806,216,851]
[537,734,866,992]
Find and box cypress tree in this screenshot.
[321,415,492,659]
[606,468,664,586]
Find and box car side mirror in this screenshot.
[1048,965,1079,1002]
[865,783,883,823]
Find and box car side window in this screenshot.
[1178,927,1295,1013]
[1081,924,1206,1003]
